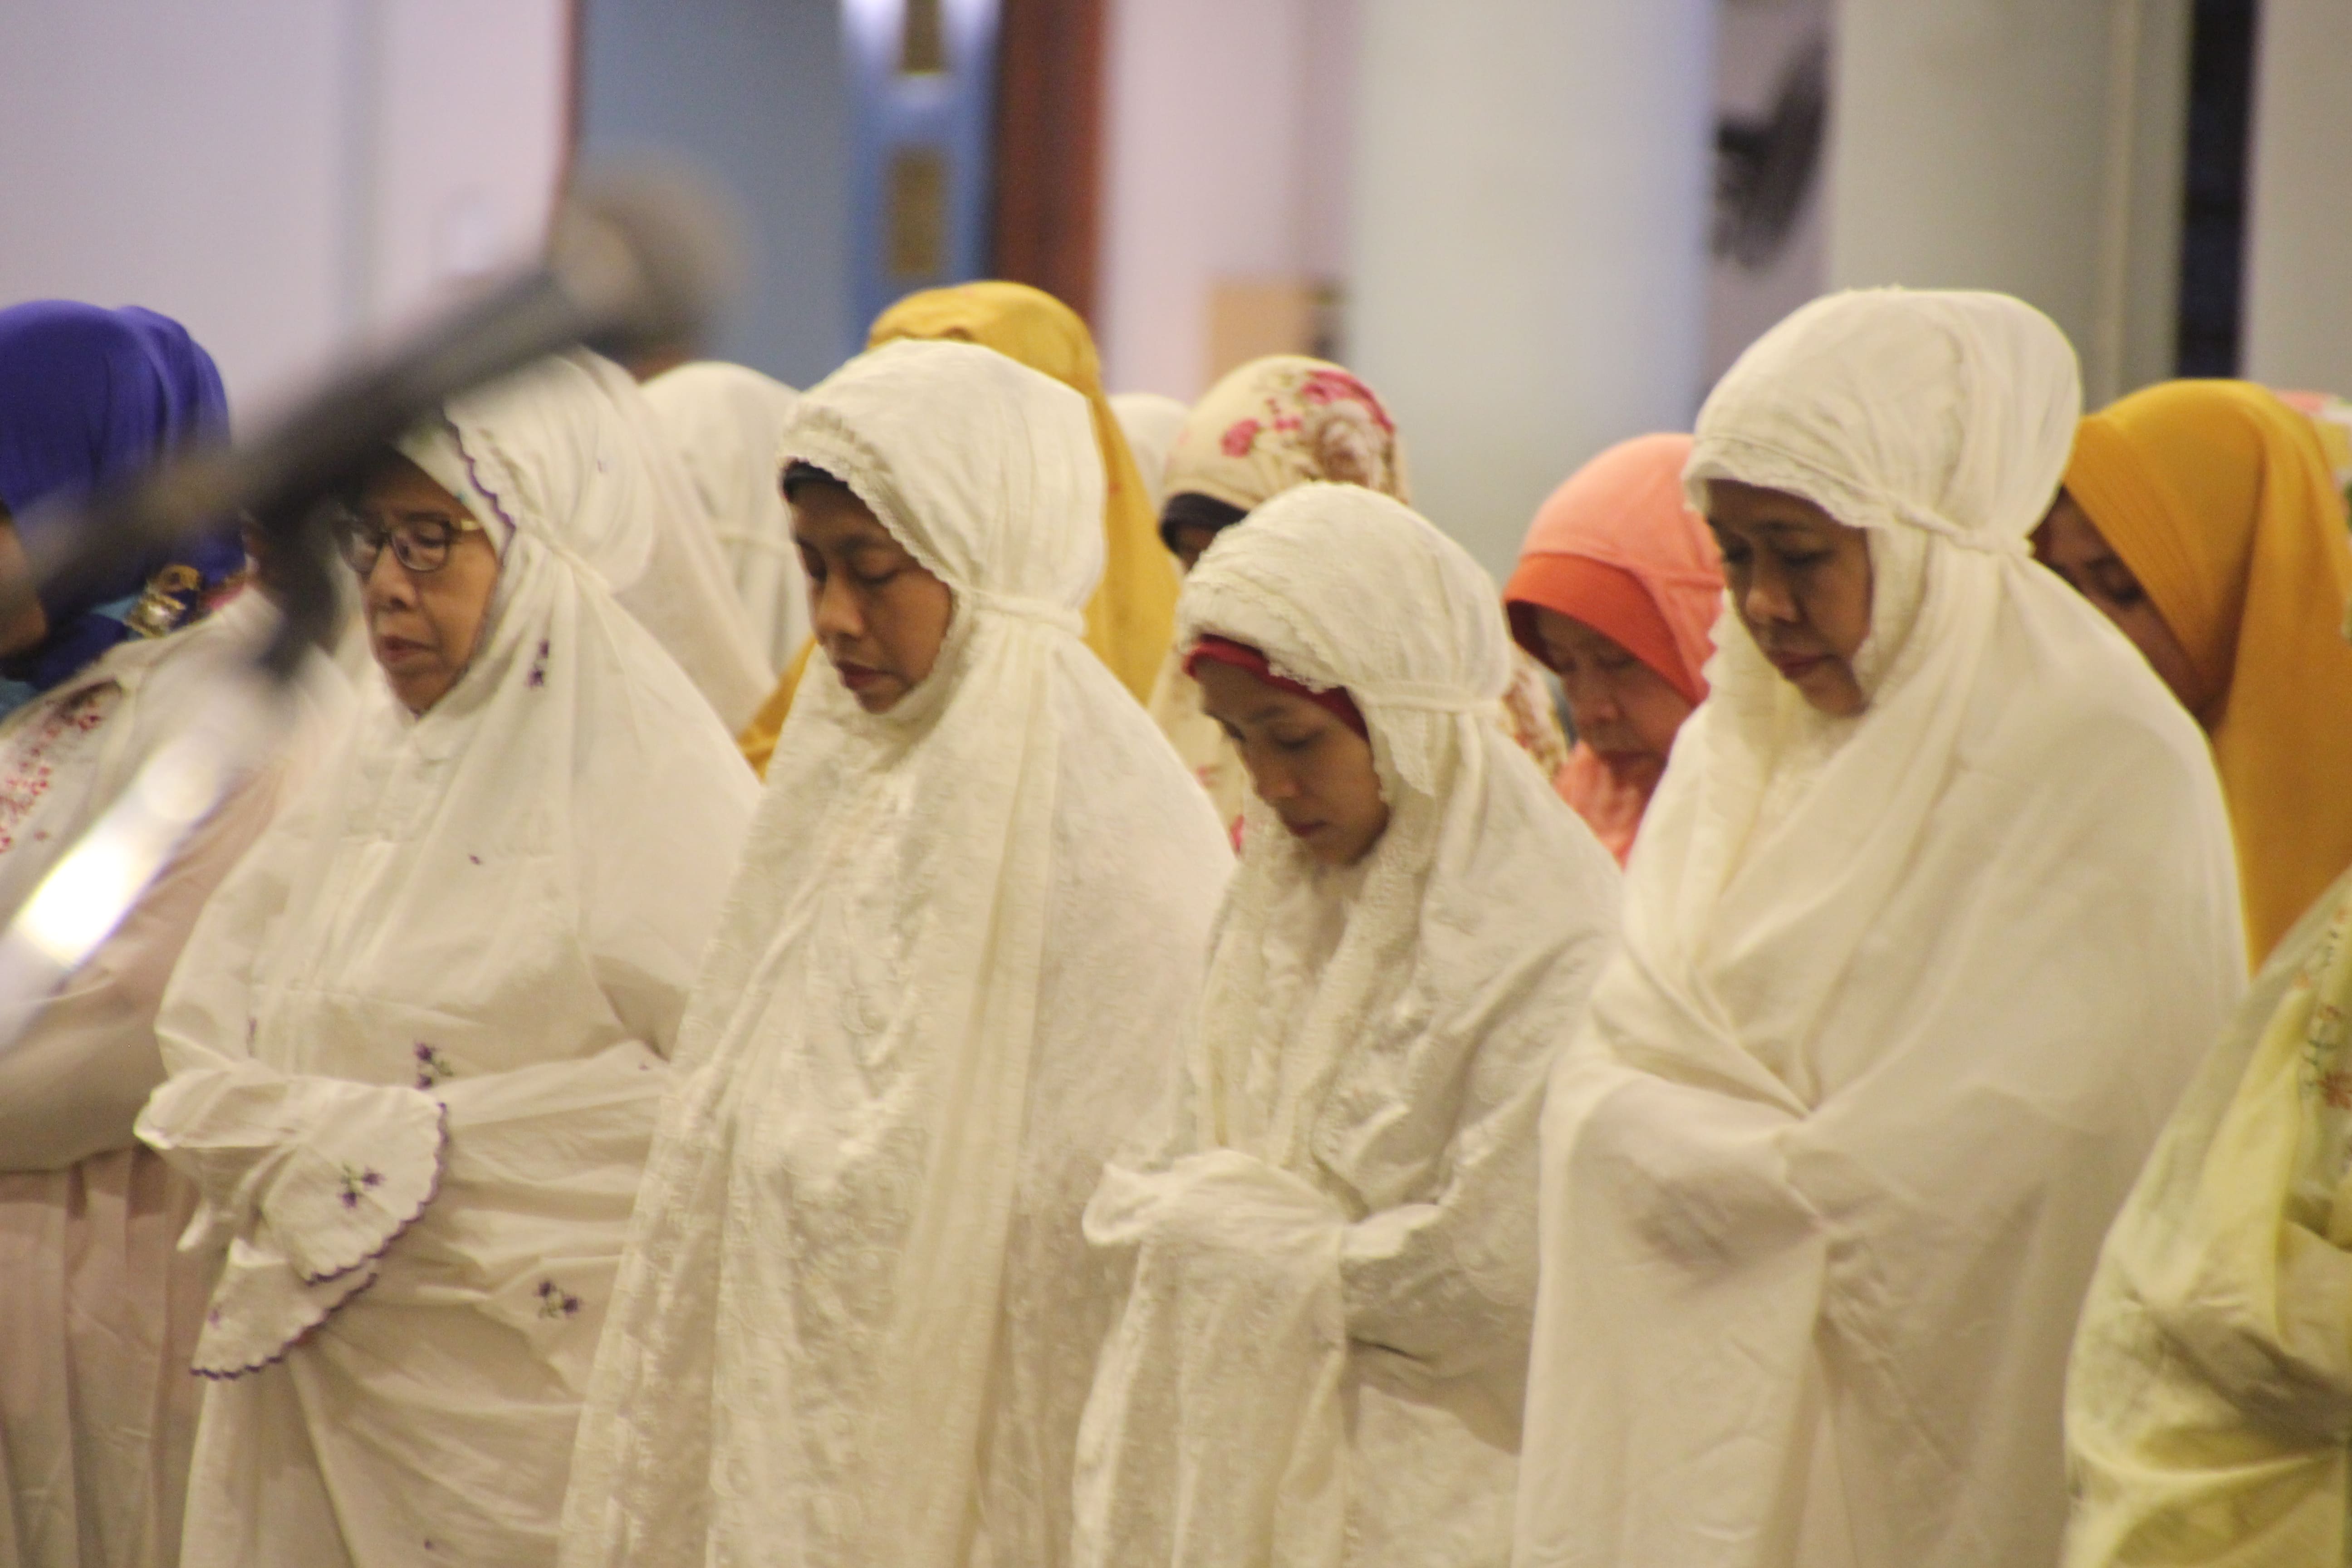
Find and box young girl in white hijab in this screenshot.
[134,354,758,1568]
[1514,289,2244,1568]
[1071,483,1620,1568]
[561,340,1231,1568]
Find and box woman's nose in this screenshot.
[1247,751,1298,803]
[810,575,863,642]
[1743,568,1798,627]
[361,549,414,609]
[1563,670,1619,728]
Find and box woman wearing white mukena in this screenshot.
[134,355,756,1568]
[1070,483,1620,1568]
[561,340,1230,1568]
[1512,290,2246,1568]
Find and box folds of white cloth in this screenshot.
[1074,1152,1349,1568]
[0,1149,208,1568]
[2063,872,2352,1567]
[143,1041,663,1568]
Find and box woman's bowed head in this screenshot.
[342,452,498,714]
[1188,636,1389,866]
[1705,478,1876,716]
[785,460,955,713]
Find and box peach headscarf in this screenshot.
[2066,379,2352,961]
[1503,433,1722,862]
[737,281,1176,775]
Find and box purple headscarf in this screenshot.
[0,300,244,699]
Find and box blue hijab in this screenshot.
[0,301,245,709]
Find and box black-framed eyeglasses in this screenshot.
[335,509,485,576]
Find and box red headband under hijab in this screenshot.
[1184,635,1370,739]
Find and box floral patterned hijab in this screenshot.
[1161,356,1411,515]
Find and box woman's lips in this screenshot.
[1281,817,1328,840]
[835,660,888,693]
[373,634,429,663]
[1767,651,1829,680]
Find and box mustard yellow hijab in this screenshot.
[738,282,1176,774]
[2066,380,2352,961]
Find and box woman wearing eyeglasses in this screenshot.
[135,353,758,1568]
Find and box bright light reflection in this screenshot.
[19,828,147,970]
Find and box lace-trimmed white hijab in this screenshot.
[1074,484,1620,1568]
[562,339,1231,1568]
[134,353,759,1568]
[1516,290,2244,1568]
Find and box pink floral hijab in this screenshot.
[1162,355,1411,512]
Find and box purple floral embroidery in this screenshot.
[337,1166,384,1210]
[527,639,550,688]
[536,1279,583,1319]
[468,854,481,866]
[207,1306,223,1326]
[413,1042,453,1089]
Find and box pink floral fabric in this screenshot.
[1164,356,1410,512]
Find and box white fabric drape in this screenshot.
[0,595,343,1568]
[565,351,774,730]
[1514,290,2245,1568]
[561,339,1232,1568]
[641,360,805,673]
[1108,392,1189,519]
[1073,484,1621,1568]
[133,357,758,1568]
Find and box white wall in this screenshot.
[0,0,569,419]
[1349,0,1717,576]
[1096,0,1356,399]
[360,0,573,347]
[2241,0,2352,395]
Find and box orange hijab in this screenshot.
[1503,433,1722,863]
[738,281,1175,774]
[2066,380,2352,960]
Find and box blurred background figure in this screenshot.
[640,360,808,673]
[1108,391,1188,518]
[1505,433,1723,864]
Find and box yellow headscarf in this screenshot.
[737,282,1175,775]
[2065,380,2352,961]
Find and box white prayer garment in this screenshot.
[641,360,806,674]
[0,594,344,1568]
[1071,483,1622,1568]
[1108,391,1189,519]
[1513,289,2245,1568]
[560,339,1233,1568]
[133,357,758,1568]
[573,350,776,730]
